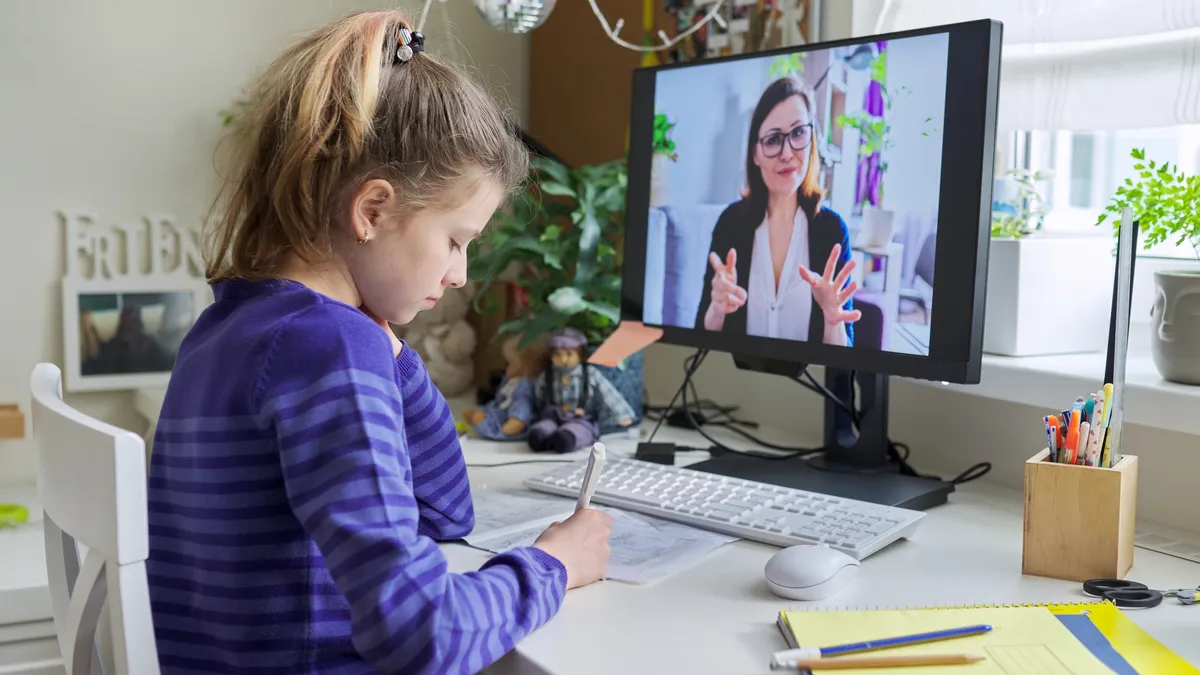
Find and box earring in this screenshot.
[357,232,371,244]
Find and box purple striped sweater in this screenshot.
[146,278,567,674]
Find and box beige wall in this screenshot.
[0,0,528,484]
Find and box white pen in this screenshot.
[1077,421,1091,466]
[576,442,607,511]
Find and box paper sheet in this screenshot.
[464,489,574,547]
[779,607,1113,675]
[471,503,737,584]
[586,320,663,367]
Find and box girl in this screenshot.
[146,10,611,675]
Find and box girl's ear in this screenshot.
[349,179,396,241]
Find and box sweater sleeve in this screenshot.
[394,345,475,541]
[258,305,567,675]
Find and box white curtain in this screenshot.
[873,0,1200,130]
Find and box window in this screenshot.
[996,125,1200,260]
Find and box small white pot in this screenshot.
[983,234,1114,356]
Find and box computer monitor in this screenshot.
[622,19,1002,510]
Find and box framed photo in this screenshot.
[63,280,211,392]
[60,211,211,393]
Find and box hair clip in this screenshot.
[396,28,425,63]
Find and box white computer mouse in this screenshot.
[764,544,860,601]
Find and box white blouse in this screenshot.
[747,209,812,341]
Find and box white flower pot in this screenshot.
[1150,270,1200,384]
[983,234,1114,356]
[649,153,670,208]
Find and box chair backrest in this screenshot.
[29,363,159,675]
[915,232,936,286]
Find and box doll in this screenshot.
[524,327,636,453]
[463,336,542,440]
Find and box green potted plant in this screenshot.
[649,113,677,208]
[1098,147,1200,384]
[470,156,643,422]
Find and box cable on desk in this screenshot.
[675,351,821,459]
[789,373,993,486]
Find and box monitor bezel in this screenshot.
[621,18,1002,384]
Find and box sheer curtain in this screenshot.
[873,0,1200,130]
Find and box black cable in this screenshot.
[677,351,821,459]
[646,349,710,443]
[791,376,992,486]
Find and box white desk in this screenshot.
[451,429,1200,674]
[0,485,63,674]
[4,429,1197,674]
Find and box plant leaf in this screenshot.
[540,181,576,198]
[548,286,589,315]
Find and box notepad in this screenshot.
[777,602,1197,675]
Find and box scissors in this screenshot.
[1084,578,1199,609]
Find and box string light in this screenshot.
[418,0,728,54]
[586,0,727,52]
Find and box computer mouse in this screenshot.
[764,544,860,601]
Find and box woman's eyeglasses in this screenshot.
[759,124,813,158]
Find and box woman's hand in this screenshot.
[704,249,747,330]
[361,307,404,359]
[798,244,862,325]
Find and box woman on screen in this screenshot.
[696,76,861,346]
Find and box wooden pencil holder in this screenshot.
[1022,449,1138,582]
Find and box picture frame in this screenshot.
[59,211,212,393]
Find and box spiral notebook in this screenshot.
[776,601,1196,675]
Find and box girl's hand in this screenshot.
[798,244,863,325]
[361,307,403,359]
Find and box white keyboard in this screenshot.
[525,456,925,560]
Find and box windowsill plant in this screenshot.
[1098,147,1200,384]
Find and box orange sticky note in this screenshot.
[587,321,664,367]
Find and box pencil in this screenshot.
[772,653,984,670]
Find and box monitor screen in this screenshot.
[623,20,1000,383]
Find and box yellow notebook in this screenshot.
[777,601,1197,675]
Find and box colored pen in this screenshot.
[1077,421,1091,465]
[1043,416,1053,461]
[575,442,606,511]
[771,653,985,671]
[1065,401,1083,464]
[769,624,992,664]
[1046,416,1060,462]
[1098,383,1115,467]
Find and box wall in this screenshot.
[0,0,529,486]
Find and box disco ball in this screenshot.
[473,0,556,34]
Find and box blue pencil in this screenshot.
[770,624,992,667]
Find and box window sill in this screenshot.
[906,324,1200,437]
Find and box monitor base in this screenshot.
[685,453,954,511]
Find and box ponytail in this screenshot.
[204,10,527,283]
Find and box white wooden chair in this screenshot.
[29,363,160,675]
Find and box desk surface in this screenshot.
[449,429,1200,674]
[3,428,1196,671]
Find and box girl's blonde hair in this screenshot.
[204,9,528,282]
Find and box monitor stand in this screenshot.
[682,355,954,511]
